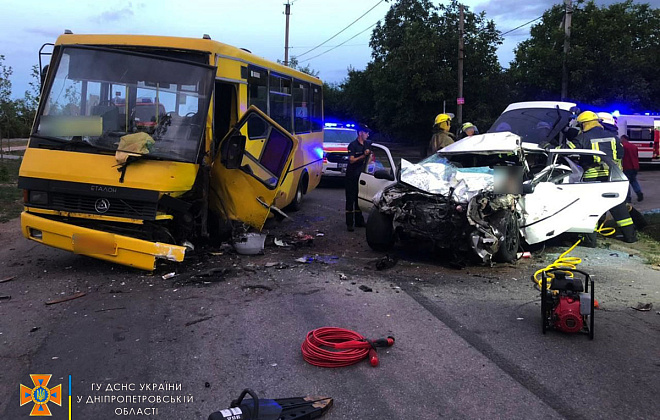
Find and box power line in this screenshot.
[300,21,378,63]
[297,0,384,58]
[501,16,543,36]
[289,43,369,49]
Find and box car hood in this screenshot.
[440,131,522,155]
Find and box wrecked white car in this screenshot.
[358,102,629,263]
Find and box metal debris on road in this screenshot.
[265,262,290,269]
[339,273,347,280]
[94,307,126,313]
[631,302,653,312]
[185,316,214,327]
[45,292,87,305]
[0,295,11,301]
[295,255,339,264]
[0,276,16,283]
[30,327,40,333]
[162,272,176,280]
[359,285,373,292]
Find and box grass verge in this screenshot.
[0,158,22,223]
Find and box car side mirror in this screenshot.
[220,133,246,169]
[522,183,535,195]
[374,169,395,181]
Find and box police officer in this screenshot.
[569,111,635,242]
[345,124,372,232]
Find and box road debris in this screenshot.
[339,273,347,281]
[45,292,86,305]
[185,316,214,327]
[295,255,339,264]
[631,302,653,312]
[208,389,333,420]
[0,295,11,301]
[162,272,176,280]
[0,276,16,283]
[359,285,373,292]
[375,255,398,271]
[242,285,273,292]
[30,327,40,333]
[95,307,126,313]
[265,262,290,269]
[234,233,267,255]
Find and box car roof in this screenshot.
[503,101,577,113]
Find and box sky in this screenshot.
[0,0,658,99]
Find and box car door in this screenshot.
[209,106,298,231]
[520,150,628,244]
[358,143,397,213]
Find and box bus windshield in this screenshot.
[35,46,215,163]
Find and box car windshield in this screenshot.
[35,46,215,163]
[488,108,574,145]
[324,129,356,144]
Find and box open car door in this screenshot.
[210,106,298,231]
[358,143,397,213]
[520,150,629,244]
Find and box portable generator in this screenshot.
[541,268,594,339]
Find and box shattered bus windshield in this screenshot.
[36,46,215,163]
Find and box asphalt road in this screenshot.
[1,177,659,420]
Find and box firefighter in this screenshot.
[569,111,636,243]
[459,122,478,139]
[427,114,455,156]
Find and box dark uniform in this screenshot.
[345,138,371,229]
[568,125,635,242]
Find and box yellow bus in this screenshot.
[19,32,324,270]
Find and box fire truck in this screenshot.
[616,113,660,163]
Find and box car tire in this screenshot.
[366,208,395,251]
[286,174,306,212]
[494,210,520,263]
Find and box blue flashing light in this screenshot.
[645,112,651,116]
[324,122,338,127]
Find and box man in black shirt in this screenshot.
[345,124,372,231]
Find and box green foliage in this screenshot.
[0,56,40,139]
[333,0,507,143]
[278,56,321,78]
[0,159,22,223]
[510,0,660,109]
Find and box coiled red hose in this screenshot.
[301,327,394,368]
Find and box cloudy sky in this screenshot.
[0,0,657,98]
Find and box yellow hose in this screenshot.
[532,222,615,290]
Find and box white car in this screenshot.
[322,126,357,177]
[357,102,629,263]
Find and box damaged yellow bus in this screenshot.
[19,33,324,270]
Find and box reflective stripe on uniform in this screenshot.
[616,217,633,227]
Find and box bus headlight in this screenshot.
[29,190,49,205]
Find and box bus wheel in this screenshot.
[287,174,307,211]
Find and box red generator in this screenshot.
[541,268,594,340]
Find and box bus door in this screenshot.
[211,106,298,230]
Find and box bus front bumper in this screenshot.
[21,212,186,271]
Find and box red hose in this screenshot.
[301,327,394,368]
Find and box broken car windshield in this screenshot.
[35,46,215,163]
[488,108,573,145]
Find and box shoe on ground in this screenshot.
[347,225,354,232]
[637,193,644,202]
[623,234,638,243]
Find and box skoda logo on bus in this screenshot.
[95,198,111,214]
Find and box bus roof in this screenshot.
[54,33,322,85]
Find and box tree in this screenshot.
[338,0,504,143]
[277,56,320,78]
[0,57,41,139]
[509,0,660,110]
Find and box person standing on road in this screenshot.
[459,122,478,139]
[345,124,372,232]
[621,134,644,202]
[427,114,455,156]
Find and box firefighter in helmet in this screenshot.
[568,110,635,242]
[427,113,455,156]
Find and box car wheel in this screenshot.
[494,210,520,263]
[286,174,306,212]
[366,208,395,251]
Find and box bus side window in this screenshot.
[293,80,310,134]
[310,85,323,132]
[247,66,268,138]
[269,73,292,133]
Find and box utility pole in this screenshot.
[284,1,291,66]
[457,4,465,128]
[561,0,573,101]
